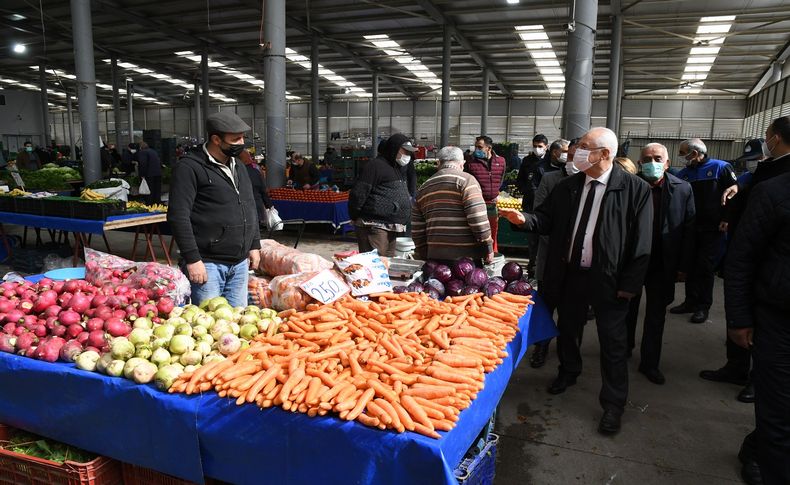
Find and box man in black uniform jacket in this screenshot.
[501,127,653,435]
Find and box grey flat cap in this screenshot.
[206,111,251,134]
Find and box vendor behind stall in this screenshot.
[349,134,415,256]
[412,146,494,263]
[288,152,320,189]
[16,141,41,171]
[168,112,261,308]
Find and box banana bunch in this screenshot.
[147,203,168,212]
[496,196,522,210]
[6,188,29,196]
[127,200,168,213]
[80,188,107,201]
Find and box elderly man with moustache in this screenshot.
[501,127,653,435]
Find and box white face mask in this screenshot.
[533,146,546,157]
[559,153,568,163]
[572,148,600,172]
[396,153,411,167]
[130,149,137,154]
[565,161,580,175]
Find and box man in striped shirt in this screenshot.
[412,146,495,263]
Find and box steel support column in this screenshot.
[311,34,320,159]
[110,56,122,150]
[562,0,598,140]
[440,26,451,147]
[371,73,379,148]
[194,80,203,142]
[126,80,134,145]
[70,0,100,183]
[201,51,210,121]
[606,2,623,135]
[263,0,287,187]
[39,65,50,146]
[481,69,489,136]
[66,93,76,161]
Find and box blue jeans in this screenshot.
[190,260,249,308]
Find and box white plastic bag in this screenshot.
[334,250,393,296]
[138,178,151,195]
[264,207,282,231]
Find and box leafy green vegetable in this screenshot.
[3,430,97,464]
[86,179,122,189]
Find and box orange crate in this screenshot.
[0,427,122,485]
[0,424,10,442]
[121,463,223,485]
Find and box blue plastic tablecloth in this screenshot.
[272,199,351,231]
[0,294,557,484]
[0,211,157,235]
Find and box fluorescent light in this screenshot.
[507,0,520,4]
[515,25,563,93]
[364,34,447,92]
[677,15,734,95]
[13,43,25,54]
[174,51,265,94]
[285,47,367,95]
[7,14,26,21]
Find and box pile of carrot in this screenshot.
[169,291,533,439]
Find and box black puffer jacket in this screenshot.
[349,134,412,225]
[725,171,790,329]
[168,147,261,265]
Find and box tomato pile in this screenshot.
[269,188,349,203]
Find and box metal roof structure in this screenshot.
[1,0,789,108]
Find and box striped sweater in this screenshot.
[412,165,493,261]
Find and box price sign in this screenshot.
[300,269,350,304]
[9,170,24,189]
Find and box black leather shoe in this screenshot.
[738,382,756,403]
[699,367,749,386]
[547,374,577,395]
[690,310,708,324]
[598,410,622,435]
[529,343,548,369]
[741,460,763,485]
[669,302,694,314]
[639,366,666,385]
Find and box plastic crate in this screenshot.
[0,426,123,485]
[497,219,529,248]
[454,433,499,485]
[73,200,126,220]
[0,196,14,212]
[15,197,44,215]
[121,463,222,485]
[41,198,78,218]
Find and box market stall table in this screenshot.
[0,292,556,485]
[0,211,171,265]
[271,199,352,234]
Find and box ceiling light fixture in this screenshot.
[285,47,365,97]
[515,25,564,94]
[677,15,734,94]
[12,43,26,54]
[363,34,455,95]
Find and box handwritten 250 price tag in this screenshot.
[299,269,350,304]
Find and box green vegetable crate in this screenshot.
[0,424,123,485]
[497,220,529,249]
[15,197,44,216]
[73,200,126,220]
[121,463,221,485]
[0,195,14,213]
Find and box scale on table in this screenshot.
[388,257,424,287]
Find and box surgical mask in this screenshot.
[533,146,546,157]
[640,162,665,182]
[559,153,568,163]
[130,149,137,154]
[25,147,33,153]
[572,148,599,172]
[565,161,580,175]
[747,160,760,173]
[396,153,411,166]
[763,136,777,158]
[221,142,245,158]
[473,149,486,159]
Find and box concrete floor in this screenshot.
[0,224,752,484]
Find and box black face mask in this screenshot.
[217,138,245,158]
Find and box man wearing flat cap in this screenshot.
[168,112,261,307]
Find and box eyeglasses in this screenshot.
[577,146,605,152]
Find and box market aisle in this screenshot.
[495,277,750,484]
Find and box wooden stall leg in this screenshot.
[0,224,12,259]
[144,226,157,262]
[102,233,112,253]
[130,226,141,261]
[154,225,172,265]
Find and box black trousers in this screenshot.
[752,304,790,484]
[626,269,672,370]
[556,269,630,413]
[725,334,752,377]
[144,175,162,205]
[684,230,723,312]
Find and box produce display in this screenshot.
[269,188,349,203]
[258,239,333,277]
[496,196,522,210]
[84,249,191,304]
[10,167,80,191]
[269,272,319,311]
[126,200,168,213]
[169,290,532,439]
[248,276,273,309]
[1,429,97,464]
[0,278,281,390]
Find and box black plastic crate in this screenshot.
[15,197,43,215]
[41,198,77,218]
[74,200,126,220]
[0,196,14,213]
